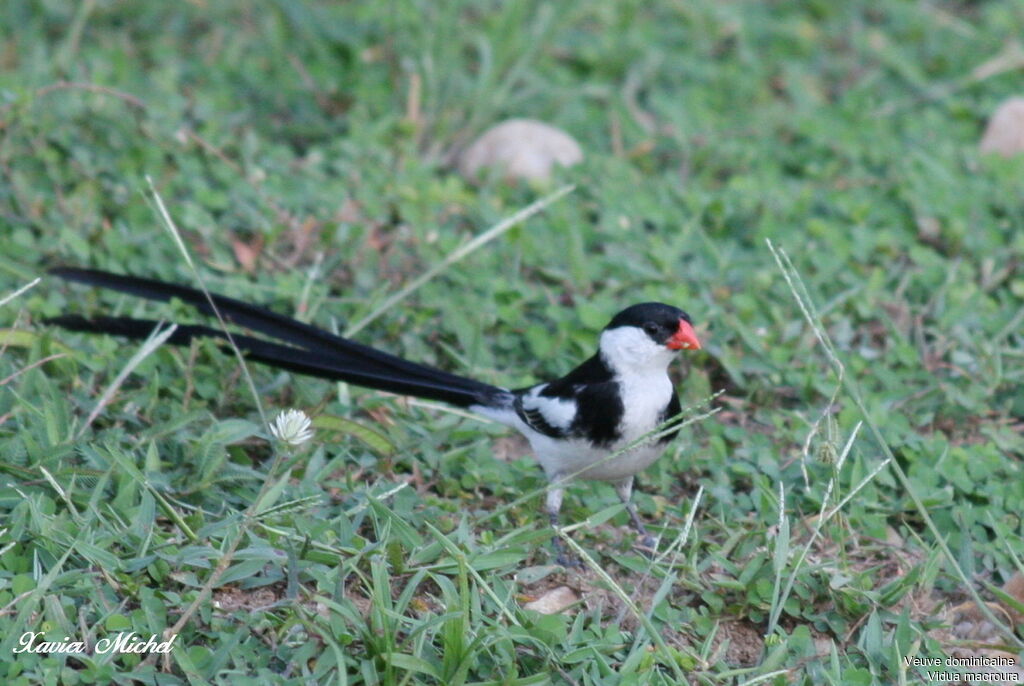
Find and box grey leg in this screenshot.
[546,484,580,567]
[614,478,657,550]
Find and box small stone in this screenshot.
[522,585,579,614]
[457,118,583,183]
[1001,571,1024,626]
[979,97,1024,157]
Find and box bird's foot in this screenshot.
[633,534,658,558]
[555,553,584,569]
[551,539,584,568]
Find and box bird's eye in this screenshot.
[642,322,660,335]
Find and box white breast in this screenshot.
[617,370,673,443]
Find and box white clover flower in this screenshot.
[270,409,314,446]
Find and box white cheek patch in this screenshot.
[599,326,671,373]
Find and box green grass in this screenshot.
[2,1,1024,683]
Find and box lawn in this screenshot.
[2,1,1024,684]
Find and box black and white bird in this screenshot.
[46,268,702,561]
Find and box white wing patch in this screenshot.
[518,384,577,432]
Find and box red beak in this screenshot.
[666,320,701,351]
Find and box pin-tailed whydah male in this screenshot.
[47,267,702,564]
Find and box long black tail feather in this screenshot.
[47,269,511,409]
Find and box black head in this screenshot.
[605,302,700,350]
